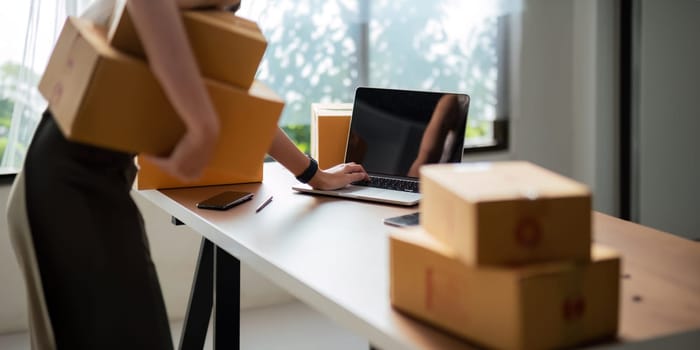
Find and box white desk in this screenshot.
[137,162,700,350]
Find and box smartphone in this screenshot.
[196,191,254,210]
[383,212,420,227]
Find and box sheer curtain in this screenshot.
[0,0,94,172]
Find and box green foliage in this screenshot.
[1,61,40,86]
[0,60,43,166]
[0,138,7,161]
[0,98,13,126]
[0,138,28,167]
[242,1,500,147]
[246,1,361,127]
[0,99,13,160]
[281,121,488,155]
[466,120,489,138]
[281,124,310,154]
[0,62,21,77]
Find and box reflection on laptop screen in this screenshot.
[345,87,470,179]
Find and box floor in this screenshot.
[0,301,369,350]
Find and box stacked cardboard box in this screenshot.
[310,103,352,170]
[108,6,267,89]
[390,161,620,349]
[38,9,284,189]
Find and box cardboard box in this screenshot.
[39,17,180,155]
[135,80,283,189]
[310,103,352,169]
[390,228,620,350]
[38,18,283,187]
[420,162,591,266]
[109,6,266,89]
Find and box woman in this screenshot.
[6,0,368,349]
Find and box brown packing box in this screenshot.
[109,6,266,89]
[39,17,181,155]
[134,79,282,189]
[38,18,283,187]
[310,103,352,169]
[390,227,620,350]
[420,162,591,266]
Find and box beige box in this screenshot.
[390,227,620,350]
[420,162,592,266]
[109,7,266,89]
[310,103,352,169]
[39,18,283,188]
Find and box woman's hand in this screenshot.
[307,162,369,190]
[267,128,368,190]
[128,0,220,181]
[142,128,217,182]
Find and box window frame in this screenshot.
[462,12,511,154]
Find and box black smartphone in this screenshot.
[383,212,420,227]
[196,191,254,210]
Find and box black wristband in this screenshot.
[296,156,318,184]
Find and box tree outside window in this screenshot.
[239,0,515,152]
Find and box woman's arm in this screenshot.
[127,0,363,187]
[126,0,219,181]
[268,128,369,190]
[175,0,240,10]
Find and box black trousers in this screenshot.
[23,111,173,349]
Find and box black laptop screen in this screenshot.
[345,87,470,178]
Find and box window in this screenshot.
[238,0,519,153]
[0,0,518,175]
[0,0,94,175]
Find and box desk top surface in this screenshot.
[137,162,700,350]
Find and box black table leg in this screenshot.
[179,238,214,350]
[178,238,242,350]
[214,246,241,349]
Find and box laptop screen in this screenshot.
[345,87,470,178]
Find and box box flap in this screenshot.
[421,162,591,203]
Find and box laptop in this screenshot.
[293,87,470,206]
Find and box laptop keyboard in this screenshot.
[355,176,419,193]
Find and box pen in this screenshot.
[255,195,273,213]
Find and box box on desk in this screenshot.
[310,103,352,169]
[38,18,284,188]
[420,162,592,266]
[109,6,266,89]
[389,227,620,350]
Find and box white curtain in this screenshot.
[1,0,95,171]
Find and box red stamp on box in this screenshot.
[562,296,586,321]
[515,217,542,248]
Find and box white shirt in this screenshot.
[80,0,125,27]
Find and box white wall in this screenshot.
[571,0,619,216]
[636,0,700,239]
[508,0,576,176]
